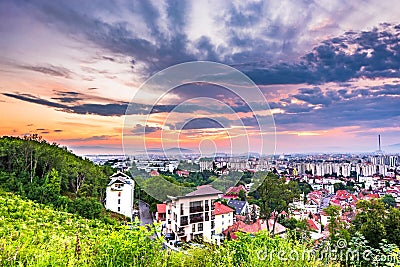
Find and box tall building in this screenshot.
[105,172,135,220]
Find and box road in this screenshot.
[138,200,153,226]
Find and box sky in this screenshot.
[1,0,400,155]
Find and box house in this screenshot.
[105,172,135,220]
[223,219,286,239]
[165,185,223,243]
[149,170,160,176]
[225,185,247,196]
[227,200,250,216]
[156,203,166,222]
[213,202,234,236]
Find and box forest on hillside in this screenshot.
[0,135,116,220]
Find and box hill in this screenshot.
[0,135,115,220]
[0,190,327,267]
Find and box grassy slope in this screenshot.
[0,190,329,267]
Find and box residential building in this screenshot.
[156,203,166,222]
[213,202,234,236]
[227,199,250,216]
[105,172,135,219]
[165,185,222,242]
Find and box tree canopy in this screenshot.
[257,172,301,234]
[0,135,115,220]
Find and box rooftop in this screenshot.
[185,185,222,197]
[213,202,234,215]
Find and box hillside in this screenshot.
[0,190,329,267]
[0,135,115,220]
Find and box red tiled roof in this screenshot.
[149,170,160,176]
[365,193,379,199]
[213,202,234,215]
[157,203,166,214]
[223,219,286,238]
[225,185,247,195]
[307,219,320,231]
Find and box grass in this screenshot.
[0,191,333,266]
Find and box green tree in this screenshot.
[382,194,396,208]
[351,199,386,248]
[257,172,301,234]
[238,189,246,201]
[42,168,61,203]
[351,199,400,247]
[323,205,350,245]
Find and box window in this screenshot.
[222,215,224,219]
[118,192,121,197]
[192,224,195,232]
[198,223,203,231]
[117,207,120,212]
[118,199,121,204]
[205,200,209,211]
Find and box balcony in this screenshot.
[111,186,123,191]
[190,215,204,224]
[190,206,203,213]
[177,227,185,236]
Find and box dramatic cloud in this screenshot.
[17,64,73,78]
[1,0,400,153]
[271,84,400,131]
[180,118,225,130]
[244,24,400,85]
[131,124,162,134]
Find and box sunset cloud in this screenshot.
[1,0,400,154]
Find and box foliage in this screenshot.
[238,189,247,201]
[257,172,301,234]
[382,194,396,208]
[351,199,400,247]
[0,135,115,220]
[323,205,350,245]
[0,190,333,267]
[167,231,327,267]
[344,232,399,267]
[177,161,200,172]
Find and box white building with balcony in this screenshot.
[105,172,135,220]
[165,185,222,242]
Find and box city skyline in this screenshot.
[1,1,400,155]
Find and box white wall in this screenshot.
[105,180,134,219]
